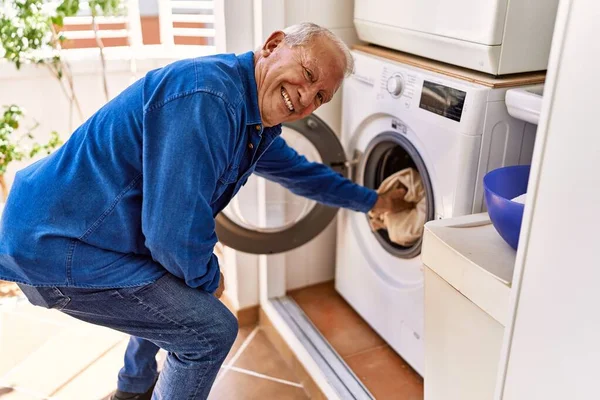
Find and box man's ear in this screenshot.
[261,31,285,57]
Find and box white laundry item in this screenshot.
[368,167,427,247]
[511,193,527,204]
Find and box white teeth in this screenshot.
[281,87,294,112]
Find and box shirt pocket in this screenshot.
[212,164,239,203]
[219,164,239,184]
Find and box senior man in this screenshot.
[0,23,409,399]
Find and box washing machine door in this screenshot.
[357,131,436,259]
[215,114,347,254]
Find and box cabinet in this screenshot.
[422,213,515,400]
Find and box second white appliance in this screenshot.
[335,49,540,374]
[422,213,514,400]
[354,0,560,75]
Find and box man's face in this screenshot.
[254,32,346,127]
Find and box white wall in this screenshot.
[497,0,600,398]
[219,0,255,54]
[283,0,360,48]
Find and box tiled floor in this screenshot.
[289,281,424,400]
[209,327,308,400]
[0,282,309,400]
[0,280,423,399]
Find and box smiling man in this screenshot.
[255,27,345,124]
[0,23,408,399]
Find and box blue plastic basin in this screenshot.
[483,165,531,250]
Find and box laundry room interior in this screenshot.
[0,0,598,399]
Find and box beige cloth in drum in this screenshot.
[368,168,427,247]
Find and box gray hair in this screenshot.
[282,22,354,76]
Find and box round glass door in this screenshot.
[215,114,347,254]
[358,131,435,259]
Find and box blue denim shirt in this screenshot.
[0,51,377,293]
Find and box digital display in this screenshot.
[419,81,467,122]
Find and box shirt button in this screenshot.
[255,125,261,131]
[248,142,254,149]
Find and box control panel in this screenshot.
[379,67,418,110]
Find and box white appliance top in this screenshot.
[422,213,515,326]
[352,45,546,89]
[355,0,509,46]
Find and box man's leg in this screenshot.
[19,273,238,400]
[117,336,160,394]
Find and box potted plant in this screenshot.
[0,105,61,203]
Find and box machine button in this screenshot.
[387,75,404,97]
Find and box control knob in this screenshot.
[386,75,404,97]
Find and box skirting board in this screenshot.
[220,293,259,327]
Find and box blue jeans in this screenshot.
[17,273,238,399]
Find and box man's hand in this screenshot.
[371,188,412,215]
[213,243,225,298]
[214,271,225,298]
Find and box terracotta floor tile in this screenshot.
[216,326,256,382]
[224,325,254,365]
[208,370,308,400]
[0,311,63,377]
[232,330,300,383]
[344,346,423,400]
[289,282,386,357]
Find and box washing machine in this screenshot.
[335,49,542,375]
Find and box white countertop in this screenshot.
[422,213,516,326]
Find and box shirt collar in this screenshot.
[237,51,262,126]
[236,51,283,137]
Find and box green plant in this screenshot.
[0,105,61,201]
[88,0,127,100]
[0,0,127,115]
[0,0,83,120]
